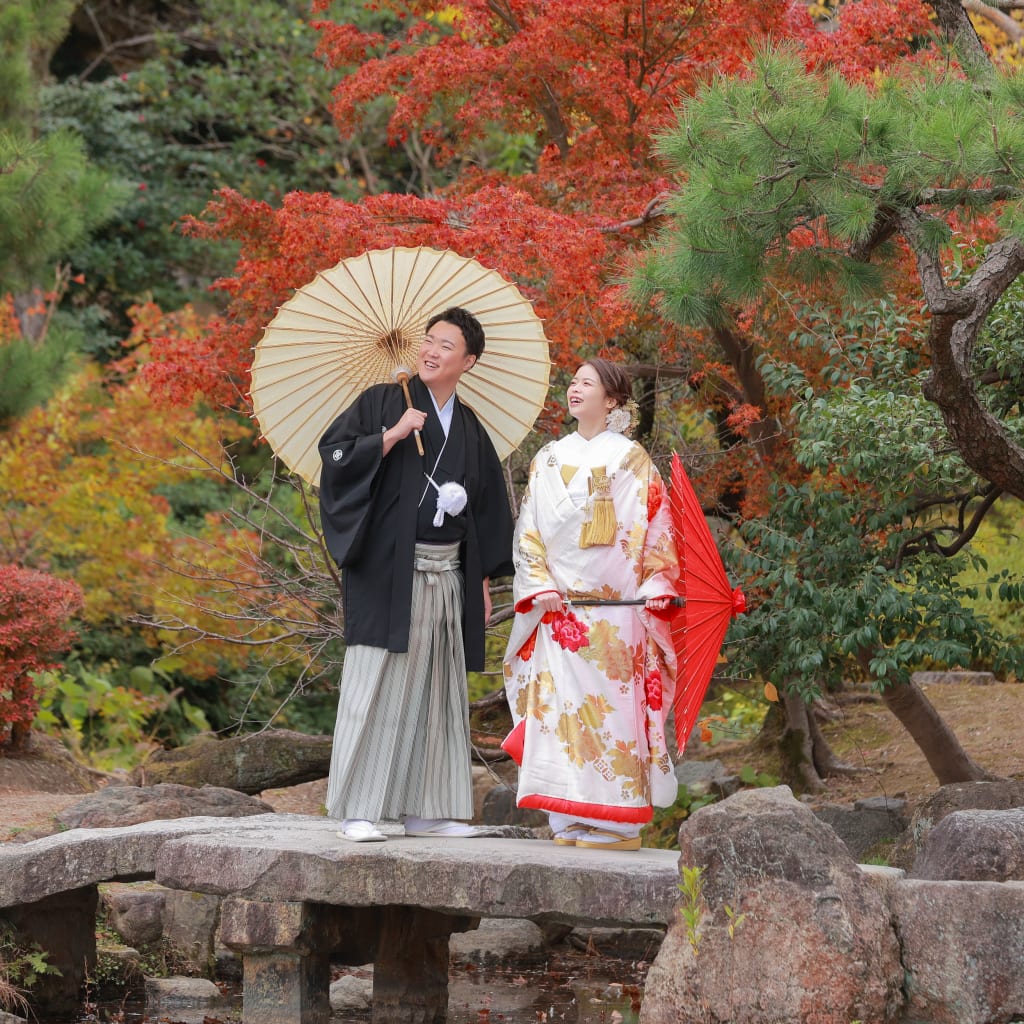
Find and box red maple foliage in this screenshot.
[141,0,947,511]
[0,565,84,751]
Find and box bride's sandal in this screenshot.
[552,823,593,847]
[574,827,642,851]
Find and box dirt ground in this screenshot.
[1,681,1021,841]
[700,680,1024,807]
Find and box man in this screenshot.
[318,306,514,841]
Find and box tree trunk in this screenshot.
[910,233,1024,501]
[770,690,827,794]
[7,719,32,752]
[925,0,997,85]
[759,688,871,794]
[879,678,996,785]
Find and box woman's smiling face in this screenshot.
[567,363,615,430]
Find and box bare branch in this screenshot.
[892,484,1003,567]
[599,193,669,233]
[963,0,1024,41]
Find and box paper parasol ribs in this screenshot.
[249,246,551,486]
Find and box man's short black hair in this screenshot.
[426,306,485,359]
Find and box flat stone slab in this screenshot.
[0,815,279,907]
[153,815,680,928]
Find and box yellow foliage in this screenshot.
[0,365,302,678]
[969,9,1024,68]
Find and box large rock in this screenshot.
[479,784,547,827]
[163,889,223,971]
[330,971,373,1011]
[128,729,332,793]
[812,795,909,861]
[911,808,1024,882]
[448,918,545,964]
[57,783,273,829]
[640,786,903,1024]
[890,780,1024,870]
[102,883,167,946]
[144,975,226,1024]
[0,733,104,794]
[893,879,1024,1024]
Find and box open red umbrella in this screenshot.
[668,453,747,754]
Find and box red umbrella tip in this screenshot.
[732,587,747,616]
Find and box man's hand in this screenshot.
[483,577,492,624]
[382,407,427,455]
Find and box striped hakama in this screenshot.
[325,541,474,822]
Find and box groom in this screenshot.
[318,307,514,841]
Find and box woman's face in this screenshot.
[567,363,616,426]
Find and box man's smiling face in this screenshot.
[418,320,476,396]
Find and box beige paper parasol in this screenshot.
[249,246,552,486]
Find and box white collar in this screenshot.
[429,390,456,437]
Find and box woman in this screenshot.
[502,358,681,850]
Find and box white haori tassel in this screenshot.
[426,475,468,527]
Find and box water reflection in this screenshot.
[447,950,646,1023]
[72,949,649,1023]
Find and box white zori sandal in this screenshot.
[337,819,387,843]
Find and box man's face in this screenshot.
[418,320,477,394]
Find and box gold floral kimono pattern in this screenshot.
[502,430,680,824]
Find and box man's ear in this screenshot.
[463,353,478,372]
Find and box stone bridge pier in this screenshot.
[220,897,478,1024]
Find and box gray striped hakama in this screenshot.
[325,541,474,822]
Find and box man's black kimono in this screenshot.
[318,374,514,671]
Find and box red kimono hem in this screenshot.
[501,721,525,765]
[516,793,653,825]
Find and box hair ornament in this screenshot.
[606,399,638,436]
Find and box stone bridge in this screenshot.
[0,813,681,1023]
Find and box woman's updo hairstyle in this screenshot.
[583,357,633,409]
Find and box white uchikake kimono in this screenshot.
[502,429,680,825]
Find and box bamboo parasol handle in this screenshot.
[393,367,424,457]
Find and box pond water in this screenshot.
[67,949,649,1024]
[446,950,647,1024]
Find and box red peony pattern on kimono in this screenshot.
[644,665,663,712]
[547,608,590,652]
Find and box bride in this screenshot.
[502,358,681,850]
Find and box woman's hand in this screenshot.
[532,592,564,614]
[645,596,675,612]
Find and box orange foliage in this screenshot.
[0,360,293,679]
[0,295,19,343]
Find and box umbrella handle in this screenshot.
[567,596,684,607]
[394,370,425,457]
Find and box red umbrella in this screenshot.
[668,453,747,754]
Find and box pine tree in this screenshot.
[0,0,126,423]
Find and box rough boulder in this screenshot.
[640,786,903,1024]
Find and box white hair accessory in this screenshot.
[427,477,468,526]
[606,399,638,435]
